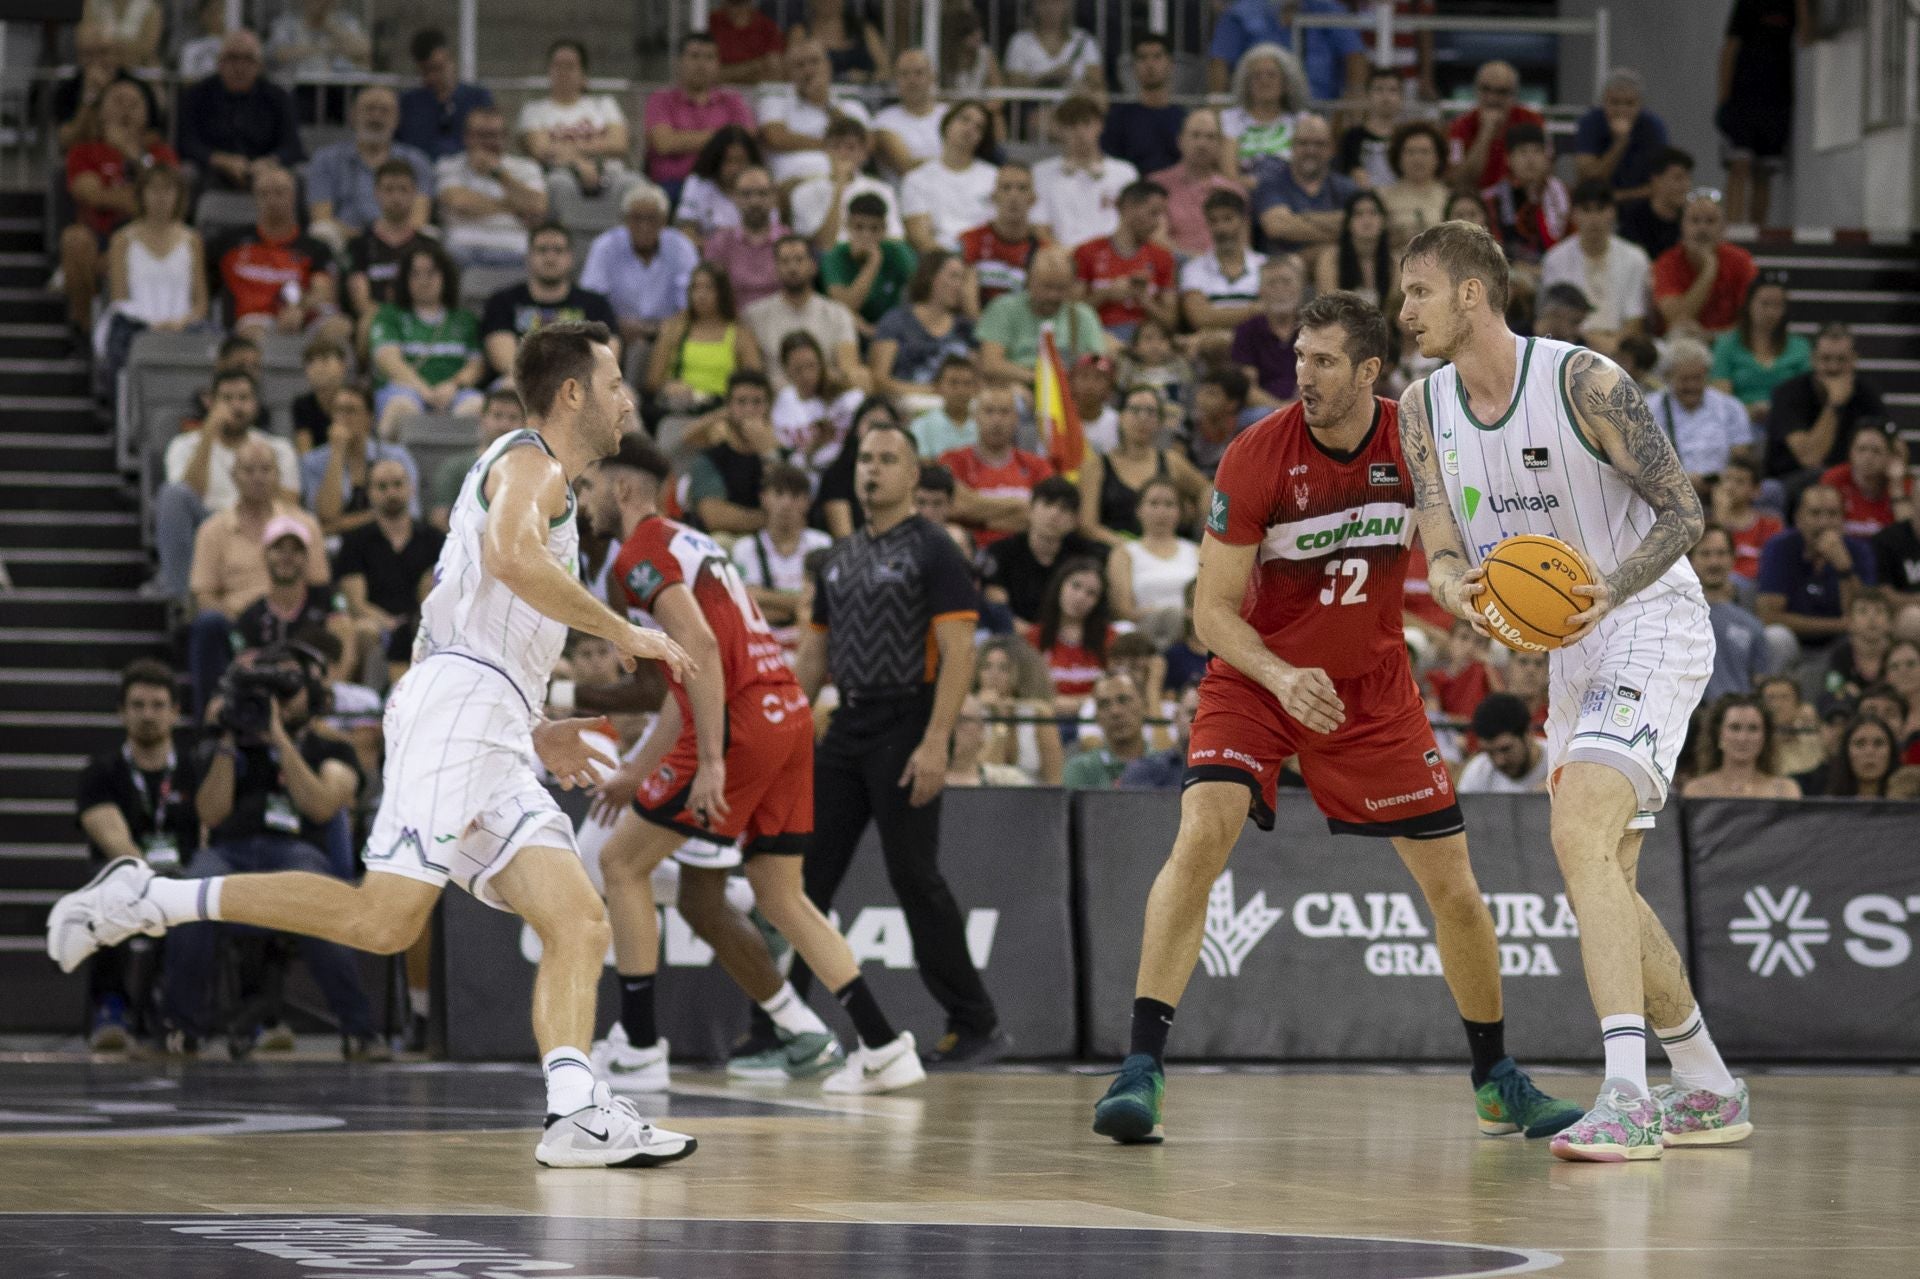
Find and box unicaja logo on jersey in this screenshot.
[1729,886,1830,977]
[1463,486,1483,519]
[1199,871,1283,977]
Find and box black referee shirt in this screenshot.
[812,515,979,696]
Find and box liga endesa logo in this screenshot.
[1200,875,1580,979]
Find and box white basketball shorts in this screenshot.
[362,654,574,910]
[1544,590,1714,829]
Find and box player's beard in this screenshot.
[1428,302,1472,361]
[1302,378,1358,430]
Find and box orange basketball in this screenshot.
[1477,534,1593,653]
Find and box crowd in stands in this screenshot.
[46,2,1916,1054]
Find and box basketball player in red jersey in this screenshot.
[579,436,926,1096]
[1093,293,1581,1144]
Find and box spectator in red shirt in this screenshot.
[1445,59,1544,191]
[1479,122,1568,269]
[939,382,1054,548]
[643,33,756,200]
[1821,425,1912,540]
[1653,191,1757,336]
[209,162,351,346]
[60,77,178,330]
[960,162,1043,308]
[1424,618,1498,729]
[1072,180,1176,340]
[709,0,785,86]
[1711,457,1784,584]
[1024,555,1116,715]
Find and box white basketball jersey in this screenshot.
[415,428,580,712]
[1422,334,1703,606]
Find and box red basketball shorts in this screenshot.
[634,683,815,855]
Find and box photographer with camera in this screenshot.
[163,641,385,1058]
[75,660,204,1050]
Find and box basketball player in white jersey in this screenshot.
[48,322,702,1170]
[1397,223,1751,1162]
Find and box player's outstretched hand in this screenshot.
[1273,665,1345,735]
[617,624,696,683]
[590,758,647,823]
[533,718,620,790]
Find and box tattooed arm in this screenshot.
[1563,350,1707,635]
[1398,380,1488,628]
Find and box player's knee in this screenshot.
[1167,825,1235,882]
[356,905,428,955]
[675,871,732,932]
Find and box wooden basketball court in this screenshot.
[1,1054,1914,1278]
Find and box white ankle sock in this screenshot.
[1600,1014,1648,1094]
[1655,1007,1738,1094]
[758,983,828,1037]
[542,1047,596,1117]
[147,875,222,926]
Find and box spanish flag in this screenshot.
[1035,328,1085,480]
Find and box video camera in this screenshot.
[214,642,329,746]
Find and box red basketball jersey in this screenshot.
[1205,398,1414,679]
[609,516,798,717]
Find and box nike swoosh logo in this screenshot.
[863,1051,903,1078]
[580,1126,610,1141]
[607,1059,657,1074]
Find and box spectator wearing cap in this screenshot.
[1103,35,1186,177]
[1646,338,1755,490]
[1616,146,1694,262]
[743,234,869,394]
[1689,525,1781,701]
[1717,0,1804,226]
[1253,113,1353,265]
[1150,110,1243,258]
[1539,180,1650,355]
[186,495,330,711]
[757,38,872,186]
[580,182,698,361]
[434,106,550,269]
[643,33,755,203]
[790,116,903,251]
[1653,190,1757,336]
[1764,324,1891,486]
[1572,68,1670,201]
[1480,122,1567,269]
[1458,694,1550,793]
[1533,283,1593,345]
[980,475,1102,624]
[175,28,304,190]
[820,193,918,337]
[305,86,434,252]
[1074,180,1177,342]
[1821,427,1912,541]
[1446,59,1545,192]
[1062,673,1152,788]
[699,165,784,309]
[976,246,1111,386]
[1756,482,1878,654]
[1032,96,1138,252]
[1231,255,1304,407]
[397,27,493,162]
[1182,188,1267,335]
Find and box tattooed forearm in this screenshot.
[1567,351,1706,604]
[1398,380,1476,618]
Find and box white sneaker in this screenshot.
[590,1022,670,1092]
[822,1031,925,1095]
[534,1082,696,1169]
[47,857,166,973]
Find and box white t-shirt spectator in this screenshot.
[771,383,864,477]
[1032,155,1139,250]
[517,95,630,169]
[900,159,999,250]
[1121,537,1201,612]
[435,152,547,260]
[1646,386,1753,477]
[1458,743,1551,793]
[1179,250,1267,309]
[789,172,904,244]
[164,429,301,512]
[675,173,740,238]
[874,103,946,173]
[754,90,874,184]
[1004,28,1102,84]
[731,526,834,655]
[1539,235,1651,335]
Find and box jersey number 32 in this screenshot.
[1318,558,1370,606]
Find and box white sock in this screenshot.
[1655,1007,1738,1094]
[1600,1013,1649,1095]
[542,1047,596,1118]
[758,983,828,1037]
[147,875,222,926]
[408,987,429,1019]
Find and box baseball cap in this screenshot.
[262,514,312,547]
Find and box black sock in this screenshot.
[1129,997,1176,1067]
[620,974,657,1048]
[1463,1017,1506,1087]
[834,977,897,1050]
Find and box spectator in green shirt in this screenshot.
[976,243,1111,386]
[820,192,917,336]
[908,353,982,457]
[428,387,525,531]
[370,241,487,439]
[1062,671,1150,787]
[1711,275,1812,428]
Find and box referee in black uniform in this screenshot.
[795,419,1007,1066]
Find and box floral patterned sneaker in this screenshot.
[1652,1078,1752,1147]
[1549,1079,1665,1162]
